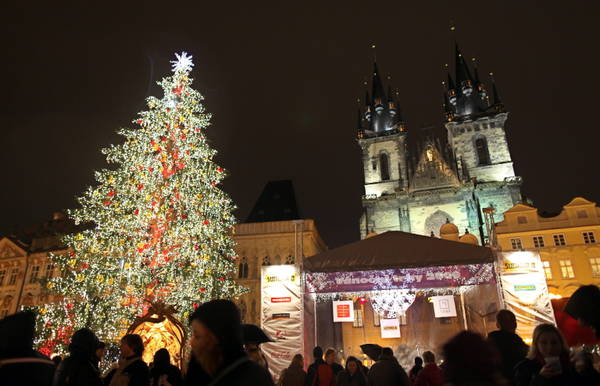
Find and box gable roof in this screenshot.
[0,237,28,258]
[564,197,594,207]
[245,180,301,223]
[303,231,494,273]
[504,203,537,213]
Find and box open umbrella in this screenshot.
[360,343,383,361]
[242,324,274,345]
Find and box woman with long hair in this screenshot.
[514,323,576,386]
[150,348,182,386]
[335,356,367,386]
[278,353,306,386]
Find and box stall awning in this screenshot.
[303,231,494,273]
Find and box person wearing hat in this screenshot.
[564,285,600,339]
[53,328,104,386]
[243,324,273,372]
[188,299,274,386]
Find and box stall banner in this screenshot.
[261,265,303,379]
[305,263,495,293]
[431,295,457,318]
[498,251,556,340]
[380,318,401,338]
[332,300,355,322]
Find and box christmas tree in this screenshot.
[35,52,245,355]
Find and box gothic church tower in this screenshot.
[358,43,522,243]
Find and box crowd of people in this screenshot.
[0,284,598,386]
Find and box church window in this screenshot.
[353,308,364,328]
[590,258,600,277]
[29,266,40,284]
[533,236,545,248]
[8,268,19,286]
[0,270,5,286]
[553,234,566,246]
[238,257,249,279]
[379,153,390,181]
[45,264,55,278]
[517,216,528,224]
[583,231,596,244]
[542,261,553,280]
[577,210,588,219]
[475,137,491,165]
[510,238,523,250]
[262,256,271,266]
[559,259,575,279]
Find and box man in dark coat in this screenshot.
[0,311,55,386]
[53,327,103,386]
[487,309,528,385]
[188,299,274,386]
[367,347,410,386]
[305,346,325,386]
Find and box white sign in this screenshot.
[380,318,401,338]
[332,300,355,322]
[498,251,556,340]
[431,295,457,318]
[261,265,303,379]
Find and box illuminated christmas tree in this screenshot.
[35,52,245,356]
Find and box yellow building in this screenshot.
[496,197,600,298]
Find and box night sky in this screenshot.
[4,2,600,248]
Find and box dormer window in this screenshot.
[517,216,528,224]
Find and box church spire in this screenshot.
[454,43,473,85]
[490,72,502,105]
[371,62,386,105]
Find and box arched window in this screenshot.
[379,153,390,181]
[238,257,248,279]
[475,137,491,165]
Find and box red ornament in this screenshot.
[199,288,206,293]
[181,214,188,220]
[211,182,216,187]
[180,134,187,140]
[217,167,223,173]
[203,219,210,225]
[80,263,90,270]
[103,201,111,206]
[133,209,139,215]
[166,108,171,112]
[219,277,225,282]
[149,167,154,172]
[138,166,144,171]
[66,303,74,311]
[137,184,144,191]
[173,87,182,95]
[194,245,199,251]
[160,136,167,142]
[136,119,143,125]
[358,296,367,305]
[186,150,190,155]
[107,190,116,197]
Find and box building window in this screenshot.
[590,258,600,278]
[0,309,8,318]
[0,270,5,287]
[285,255,295,264]
[373,309,381,327]
[583,231,596,244]
[262,256,271,266]
[533,236,545,248]
[553,234,566,246]
[29,266,40,284]
[577,210,588,219]
[542,261,553,280]
[379,153,390,181]
[238,257,249,279]
[510,238,523,250]
[45,264,55,278]
[8,269,19,286]
[559,259,575,279]
[475,137,491,166]
[517,216,528,224]
[353,308,364,328]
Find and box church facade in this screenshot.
[358,44,523,243]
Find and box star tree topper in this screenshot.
[171,51,194,73]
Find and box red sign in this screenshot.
[271,297,291,303]
[336,304,350,318]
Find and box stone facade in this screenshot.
[496,197,600,298]
[233,219,327,325]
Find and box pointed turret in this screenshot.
[357,109,365,139]
[371,62,386,105]
[454,43,473,85]
[490,73,502,105]
[472,58,481,85]
[447,71,456,90]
